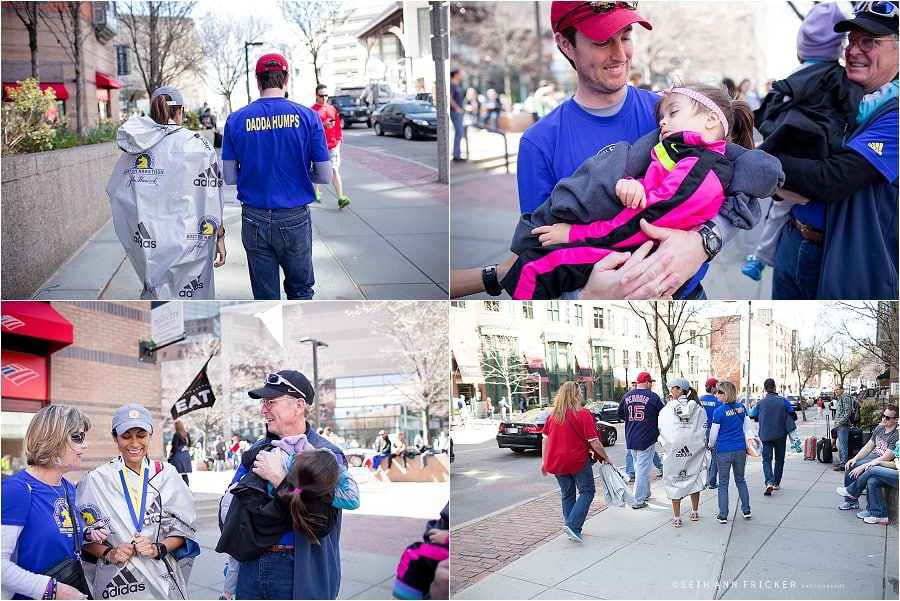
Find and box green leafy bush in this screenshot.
[84,118,119,145]
[1,78,58,155]
[182,110,201,131]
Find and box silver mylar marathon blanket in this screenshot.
[107,115,224,299]
[657,399,710,500]
[75,457,197,599]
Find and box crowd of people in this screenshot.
[541,372,898,537]
[1,368,450,600]
[451,0,897,301]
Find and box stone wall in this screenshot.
[374,453,450,483]
[1,142,120,299]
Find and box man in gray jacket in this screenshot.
[756,378,797,495]
[832,384,853,471]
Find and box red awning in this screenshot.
[2,82,69,100]
[1,302,73,353]
[95,71,123,89]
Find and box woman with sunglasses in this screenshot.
[707,381,755,524]
[1,405,101,600]
[76,404,197,599]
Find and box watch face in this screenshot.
[707,232,722,253]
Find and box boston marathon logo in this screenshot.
[194,163,223,188]
[187,215,220,251]
[124,152,165,187]
[245,114,301,131]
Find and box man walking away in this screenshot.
[699,378,722,488]
[450,69,465,162]
[757,378,796,495]
[222,53,332,299]
[618,372,665,509]
[311,84,351,209]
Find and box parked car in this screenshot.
[371,101,437,139]
[587,401,622,423]
[339,443,375,468]
[786,395,803,411]
[496,408,617,453]
[328,94,371,129]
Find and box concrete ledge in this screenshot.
[888,487,898,526]
[2,142,120,299]
[373,454,449,482]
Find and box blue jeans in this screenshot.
[236,548,294,599]
[772,219,823,300]
[630,446,656,505]
[717,449,751,518]
[625,450,662,478]
[241,205,314,299]
[843,453,880,497]
[555,459,595,534]
[450,110,464,159]
[761,438,787,486]
[836,425,850,467]
[864,466,900,518]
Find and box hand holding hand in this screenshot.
[532,223,573,246]
[616,178,647,209]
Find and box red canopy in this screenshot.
[2,82,69,100]
[1,302,73,353]
[95,71,123,89]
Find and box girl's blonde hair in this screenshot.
[24,404,91,466]
[549,381,582,424]
[718,381,738,404]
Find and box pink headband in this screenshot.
[294,488,302,495]
[664,87,729,138]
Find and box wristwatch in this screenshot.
[154,542,168,560]
[694,224,722,262]
[482,264,503,296]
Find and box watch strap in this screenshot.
[482,264,502,296]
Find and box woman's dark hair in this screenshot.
[277,449,339,545]
[687,387,700,402]
[655,83,755,149]
[149,94,181,125]
[257,61,288,90]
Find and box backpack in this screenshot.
[849,398,861,426]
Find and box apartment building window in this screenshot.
[673,354,681,373]
[574,304,583,326]
[548,301,560,322]
[592,345,615,402]
[522,302,533,319]
[635,351,642,369]
[547,340,572,397]
[450,301,466,308]
[593,307,604,328]
[484,301,501,312]
[621,318,628,337]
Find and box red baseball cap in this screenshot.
[705,378,719,389]
[255,53,289,75]
[550,1,652,42]
[636,372,654,384]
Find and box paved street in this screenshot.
[450,417,898,600]
[32,130,448,301]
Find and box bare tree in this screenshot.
[281,1,353,85]
[479,334,536,411]
[9,1,41,80]
[833,301,899,373]
[628,301,718,392]
[822,339,869,389]
[355,302,449,446]
[195,14,267,114]
[40,1,91,137]
[116,1,200,97]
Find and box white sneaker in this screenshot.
[863,515,889,525]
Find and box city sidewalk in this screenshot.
[450,418,898,600]
[449,127,775,300]
[32,148,448,301]
[184,469,448,600]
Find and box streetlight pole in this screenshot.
[245,41,263,105]
[746,301,753,405]
[300,336,328,429]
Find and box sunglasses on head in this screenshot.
[265,372,304,397]
[555,1,638,31]
[716,390,726,394]
[70,431,86,444]
[853,1,899,18]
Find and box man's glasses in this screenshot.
[554,1,638,31]
[844,34,898,52]
[853,1,899,18]
[70,431,86,444]
[265,372,304,397]
[882,414,897,420]
[258,396,294,409]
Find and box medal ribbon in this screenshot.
[119,462,148,534]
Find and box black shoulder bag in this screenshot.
[566,410,598,464]
[44,483,93,598]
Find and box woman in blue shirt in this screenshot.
[708,381,754,524]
